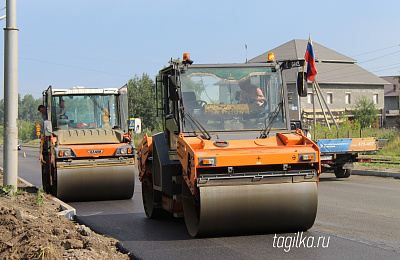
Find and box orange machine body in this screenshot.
[177,131,321,195]
[138,133,153,181]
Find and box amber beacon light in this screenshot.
[267,53,275,62]
[183,53,194,64]
[183,53,190,61]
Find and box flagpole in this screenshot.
[304,33,318,138]
[312,80,316,140]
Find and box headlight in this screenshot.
[64,150,71,157]
[115,144,135,156]
[55,147,76,159]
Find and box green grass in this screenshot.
[354,129,400,170]
[313,127,399,141]
[0,185,22,197]
[24,139,41,146]
[376,133,400,157]
[133,128,162,148]
[36,188,44,206]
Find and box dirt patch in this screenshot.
[0,173,129,259]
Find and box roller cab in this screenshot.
[41,85,136,201]
[138,55,321,236]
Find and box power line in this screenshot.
[363,61,400,72]
[357,50,400,64]
[352,44,400,57]
[317,64,400,82]
[320,64,400,82]
[0,87,42,99]
[19,39,179,58]
[17,49,162,65]
[313,50,400,77]
[19,56,133,78]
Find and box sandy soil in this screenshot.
[0,173,130,260]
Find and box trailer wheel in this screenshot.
[344,169,352,178]
[334,167,351,178]
[141,160,165,218]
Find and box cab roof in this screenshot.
[52,86,119,96]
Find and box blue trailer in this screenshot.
[316,137,379,178]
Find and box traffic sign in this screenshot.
[129,118,135,129]
[36,124,41,136]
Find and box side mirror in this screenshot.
[43,120,53,137]
[297,72,308,97]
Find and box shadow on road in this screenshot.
[318,176,345,182]
[75,212,192,242]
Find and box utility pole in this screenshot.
[3,0,19,192]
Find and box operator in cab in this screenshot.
[238,78,266,107]
[57,98,67,119]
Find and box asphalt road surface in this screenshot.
[1,146,400,259]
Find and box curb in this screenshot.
[52,197,76,220]
[352,170,400,179]
[12,173,76,221]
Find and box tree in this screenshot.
[0,94,44,141]
[17,95,44,141]
[0,99,4,125]
[352,96,378,129]
[19,94,42,121]
[127,74,161,131]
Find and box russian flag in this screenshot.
[304,35,317,82]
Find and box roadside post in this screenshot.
[3,0,19,192]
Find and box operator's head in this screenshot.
[239,78,255,91]
[38,105,46,115]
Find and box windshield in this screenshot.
[51,94,119,130]
[180,66,286,132]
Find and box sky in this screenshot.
[0,0,399,100]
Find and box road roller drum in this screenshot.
[183,181,318,237]
[55,164,135,202]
